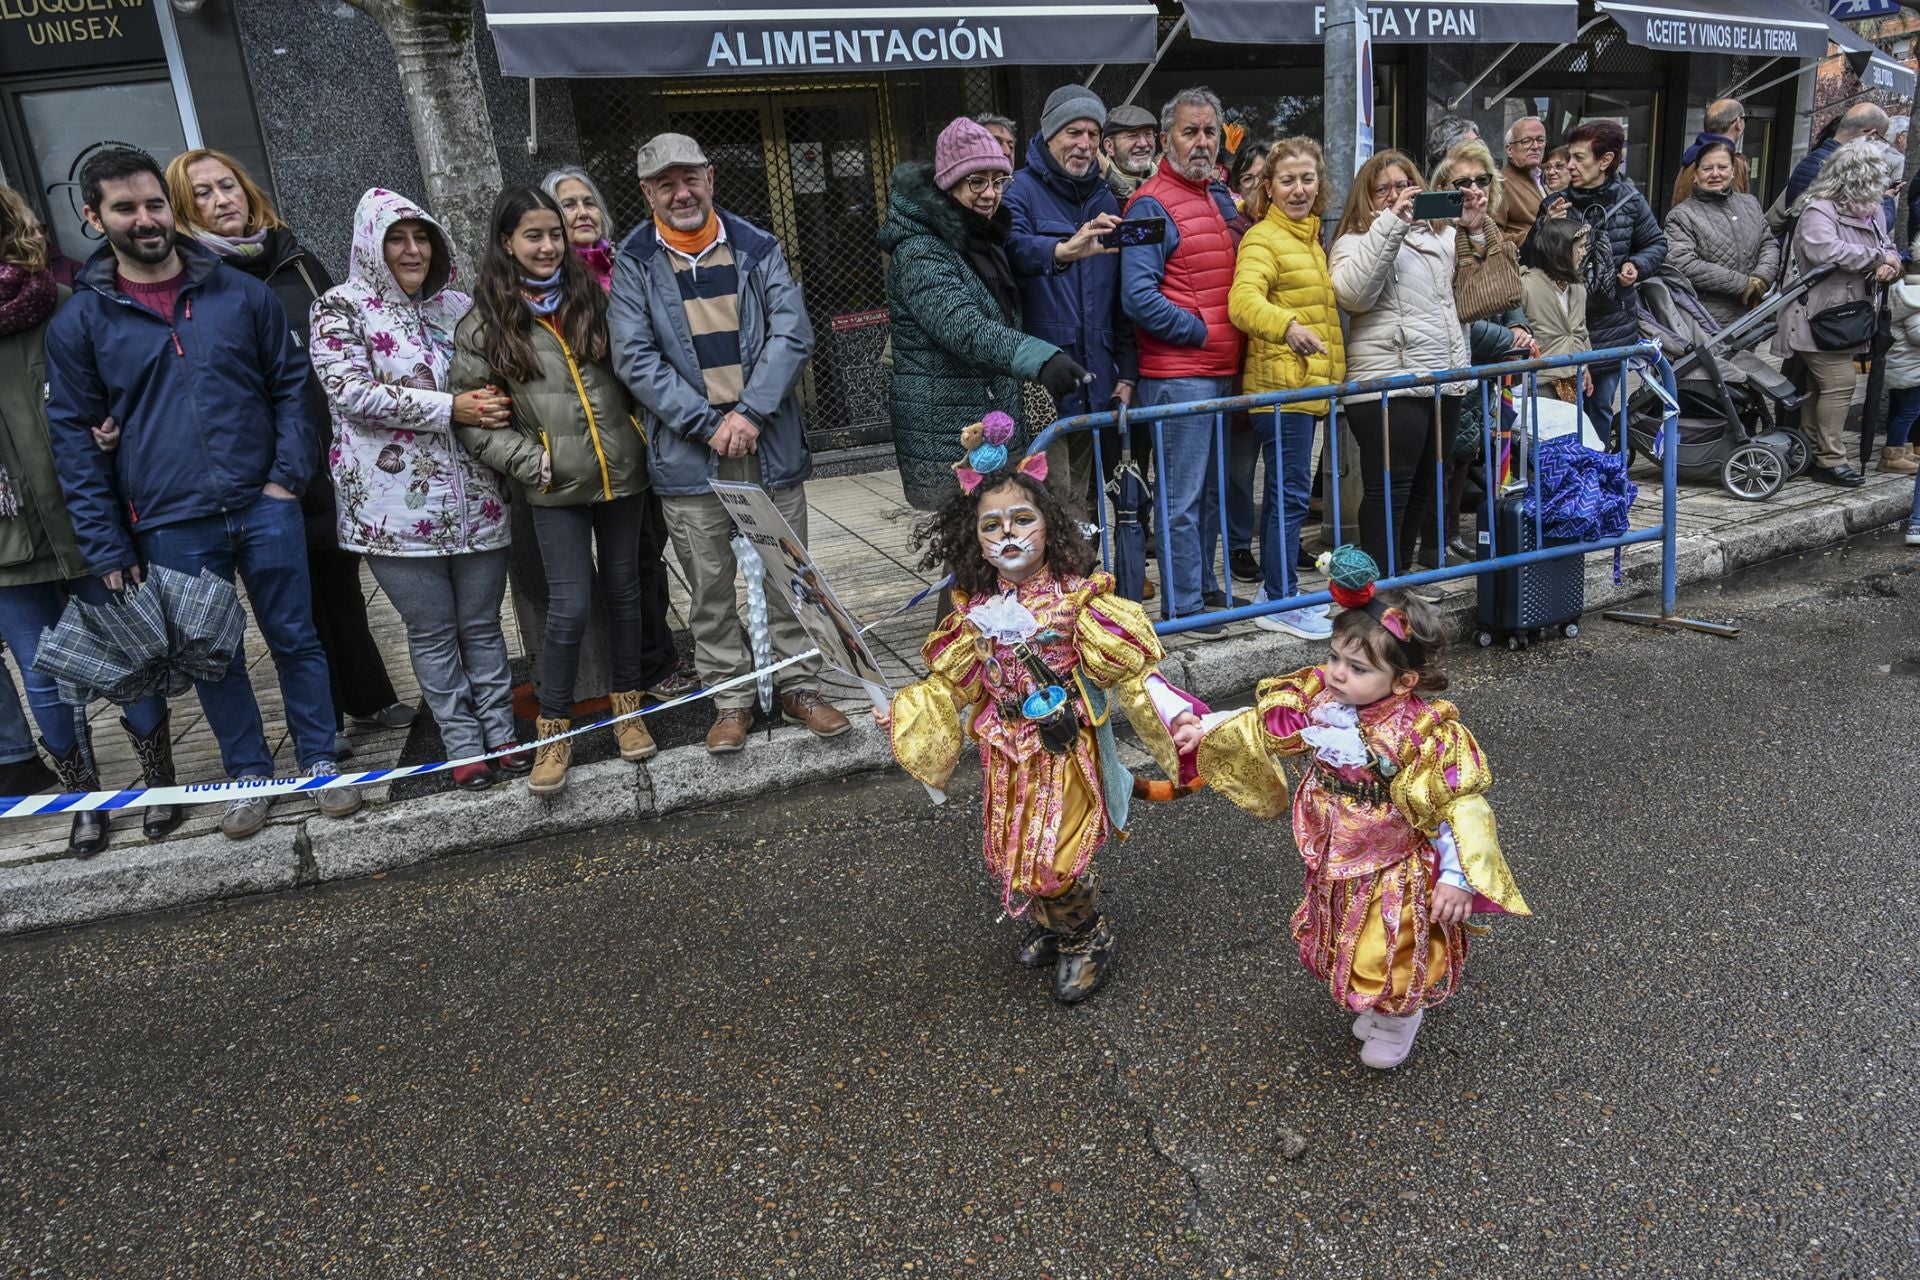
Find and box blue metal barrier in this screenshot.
[1027,340,1681,638]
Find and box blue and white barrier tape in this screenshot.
[0,574,955,820]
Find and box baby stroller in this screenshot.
[1623,267,1832,501]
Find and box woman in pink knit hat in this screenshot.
[880,116,1090,510]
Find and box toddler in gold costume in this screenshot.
[876,415,1206,1004]
[1199,547,1530,1068]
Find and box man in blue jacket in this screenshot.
[43,148,354,839]
[1004,86,1138,531]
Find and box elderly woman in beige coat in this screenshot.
[1329,148,1471,575]
[1775,139,1899,489]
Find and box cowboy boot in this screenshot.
[123,713,184,839]
[41,736,107,858]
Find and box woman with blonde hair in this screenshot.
[1776,138,1900,487]
[165,148,413,752]
[1229,136,1344,637]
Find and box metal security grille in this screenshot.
[573,74,981,454]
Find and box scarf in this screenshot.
[576,238,615,291]
[957,204,1019,326]
[0,263,57,339]
[192,226,269,259]
[1679,132,1737,172]
[655,210,720,257]
[522,268,564,316]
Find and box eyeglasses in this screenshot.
[964,173,1011,194]
[1372,179,1417,199]
[1512,135,1548,147]
[1451,174,1494,190]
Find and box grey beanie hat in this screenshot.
[1041,85,1106,140]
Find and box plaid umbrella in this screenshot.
[31,565,246,706]
[145,564,246,683]
[31,576,182,706]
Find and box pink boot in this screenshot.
[1358,1009,1424,1069]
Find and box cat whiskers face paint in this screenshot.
[975,484,1049,584]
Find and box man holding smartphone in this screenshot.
[1005,85,1139,535]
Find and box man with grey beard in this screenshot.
[1100,104,1158,201]
[1118,87,1245,628]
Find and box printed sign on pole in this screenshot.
[1356,7,1375,171]
[709,480,890,703]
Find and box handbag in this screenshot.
[1454,225,1524,323]
[1808,297,1877,351]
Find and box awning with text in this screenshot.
[1182,0,1578,45]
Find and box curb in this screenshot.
[1,481,1906,936]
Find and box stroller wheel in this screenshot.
[1722,443,1785,501]
[1782,432,1811,479]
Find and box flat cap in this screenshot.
[1103,104,1157,135]
[636,132,709,179]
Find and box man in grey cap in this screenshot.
[1100,103,1159,201]
[1004,86,1138,565]
[607,132,851,754]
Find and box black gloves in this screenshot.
[1038,352,1093,400]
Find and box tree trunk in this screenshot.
[354,0,612,704]
[368,0,502,267]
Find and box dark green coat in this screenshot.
[450,309,650,507]
[0,285,90,587]
[879,161,1056,510]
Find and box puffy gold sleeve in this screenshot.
[889,674,967,791]
[1253,667,1326,756]
[1074,587,1163,687]
[1392,703,1530,916]
[1195,707,1292,819]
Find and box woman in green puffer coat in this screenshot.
[880,117,1088,510]
[452,185,678,795]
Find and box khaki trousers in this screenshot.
[1799,349,1860,469]
[659,456,823,709]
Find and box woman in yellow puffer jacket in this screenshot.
[1228,137,1347,640]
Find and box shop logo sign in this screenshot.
[707,22,1006,68]
[1639,16,1802,52]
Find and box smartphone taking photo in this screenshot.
[1410,189,1465,221]
[1099,217,1168,249]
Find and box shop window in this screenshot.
[1140,64,1403,162]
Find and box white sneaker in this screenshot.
[1907,523,1920,546]
[1255,605,1334,640]
[1359,1009,1424,1069]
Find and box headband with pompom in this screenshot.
[1317,544,1419,650]
[955,412,1047,493]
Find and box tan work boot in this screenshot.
[528,717,571,795]
[607,690,658,762]
[1878,443,1919,475]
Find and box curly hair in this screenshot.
[1802,137,1891,214]
[1330,590,1450,693]
[913,468,1096,599]
[0,185,46,274]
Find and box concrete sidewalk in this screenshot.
[1,452,1912,933]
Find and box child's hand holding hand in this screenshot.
[1431,883,1475,926]
[1170,712,1204,755]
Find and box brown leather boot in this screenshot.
[528,717,571,795]
[1878,443,1918,475]
[1032,880,1113,1004]
[607,690,658,762]
[779,689,851,738]
[706,707,753,754]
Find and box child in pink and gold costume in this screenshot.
[876,414,1206,1004]
[1198,547,1530,1068]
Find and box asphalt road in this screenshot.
[3,533,1918,1280]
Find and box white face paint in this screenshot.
[976,486,1048,585]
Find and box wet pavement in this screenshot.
[2,532,1917,1279]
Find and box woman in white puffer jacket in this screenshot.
[1329,149,1472,575]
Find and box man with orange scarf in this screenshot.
[608,133,851,754]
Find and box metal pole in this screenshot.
[1121,14,1188,109]
[1322,0,1365,228]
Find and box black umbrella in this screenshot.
[1104,403,1150,602]
[1860,287,1894,472]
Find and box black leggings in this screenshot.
[1343,396,1457,575]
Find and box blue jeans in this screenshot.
[1257,411,1318,602]
[0,661,34,765]
[136,491,336,778]
[1890,386,1920,448]
[1585,365,1624,445]
[1218,419,1259,553]
[0,578,168,757]
[1140,375,1230,616]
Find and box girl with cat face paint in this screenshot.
[874,414,1206,1004]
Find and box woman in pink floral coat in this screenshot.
[310,188,530,787]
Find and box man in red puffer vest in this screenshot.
[1120,87,1246,629]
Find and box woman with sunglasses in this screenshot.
[881,117,1090,511]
